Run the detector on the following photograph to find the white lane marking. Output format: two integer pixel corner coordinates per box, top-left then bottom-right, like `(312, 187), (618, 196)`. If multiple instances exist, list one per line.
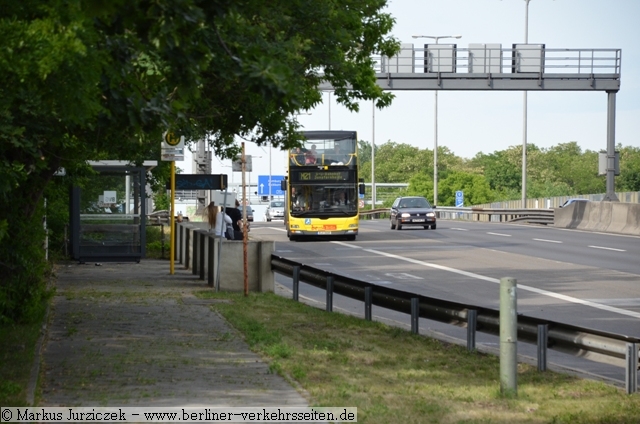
(586, 298), (640, 307)
(332, 241), (640, 319)
(450, 228), (469, 231)
(533, 238), (562, 244)
(487, 232), (511, 237)
(589, 245), (626, 252)
(384, 273), (423, 280)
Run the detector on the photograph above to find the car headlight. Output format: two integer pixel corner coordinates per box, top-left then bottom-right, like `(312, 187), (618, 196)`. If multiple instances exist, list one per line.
(427, 212), (435, 217)
(401, 213), (411, 218)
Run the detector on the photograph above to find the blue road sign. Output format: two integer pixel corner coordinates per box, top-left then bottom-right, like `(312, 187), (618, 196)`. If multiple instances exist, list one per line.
(258, 175), (285, 196)
(455, 190), (464, 208)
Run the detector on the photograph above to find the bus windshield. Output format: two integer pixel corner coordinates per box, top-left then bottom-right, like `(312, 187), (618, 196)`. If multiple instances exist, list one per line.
(290, 183), (357, 217)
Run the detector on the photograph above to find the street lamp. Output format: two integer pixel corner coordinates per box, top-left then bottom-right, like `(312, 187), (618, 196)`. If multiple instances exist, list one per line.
(522, 0), (532, 208)
(328, 92), (332, 130)
(412, 34), (462, 206)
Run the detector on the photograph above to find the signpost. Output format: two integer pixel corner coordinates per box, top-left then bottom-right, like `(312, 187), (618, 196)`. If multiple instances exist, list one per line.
(258, 175), (285, 197)
(161, 132), (184, 161)
(455, 190), (464, 208)
(161, 131), (184, 275)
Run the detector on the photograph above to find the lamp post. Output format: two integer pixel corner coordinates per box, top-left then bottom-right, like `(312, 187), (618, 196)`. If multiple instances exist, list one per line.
(328, 92), (332, 130)
(372, 100), (376, 209)
(411, 34), (462, 206)
(522, 0), (531, 208)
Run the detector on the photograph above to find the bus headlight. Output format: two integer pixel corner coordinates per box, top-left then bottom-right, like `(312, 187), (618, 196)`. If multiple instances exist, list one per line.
(349, 223), (358, 228)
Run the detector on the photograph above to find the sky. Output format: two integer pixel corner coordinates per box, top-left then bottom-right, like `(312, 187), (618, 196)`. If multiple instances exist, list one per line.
(181, 0), (640, 188)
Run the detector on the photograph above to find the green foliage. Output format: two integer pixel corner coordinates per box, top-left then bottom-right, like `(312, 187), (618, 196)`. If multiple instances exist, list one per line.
(618, 145), (640, 191)
(438, 172), (494, 206)
(470, 147), (522, 194)
(145, 226), (167, 259)
(367, 143), (430, 183)
(358, 139), (640, 206)
(153, 192), (170, 212)
(0, 204), (50, 324)
(407, 173), (434, 204)
(537, 142), (604, 195)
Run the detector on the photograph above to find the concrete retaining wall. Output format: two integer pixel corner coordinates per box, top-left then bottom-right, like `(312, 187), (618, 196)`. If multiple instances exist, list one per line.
(554, 201), (640, 236)
(175, 223), (274, 292)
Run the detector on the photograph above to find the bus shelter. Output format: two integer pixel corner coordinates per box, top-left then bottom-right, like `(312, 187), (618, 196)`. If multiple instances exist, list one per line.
(69, 161), (157, 263)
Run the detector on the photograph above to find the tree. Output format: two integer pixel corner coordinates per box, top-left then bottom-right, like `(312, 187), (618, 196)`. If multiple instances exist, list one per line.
(438, 172), (494, 207)
(0, 0), (400, 322)
(617, 145), (640, 191)
(470, 148), (521, 197)
(540, 142), (604, 195)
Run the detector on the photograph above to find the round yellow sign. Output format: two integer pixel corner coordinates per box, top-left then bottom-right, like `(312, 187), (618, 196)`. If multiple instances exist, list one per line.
(164, 132), (181, 146)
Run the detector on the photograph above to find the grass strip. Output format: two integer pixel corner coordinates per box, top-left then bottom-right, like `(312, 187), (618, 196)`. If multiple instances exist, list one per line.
(0, 313), (46, 406)
(196, 290), (640, 424)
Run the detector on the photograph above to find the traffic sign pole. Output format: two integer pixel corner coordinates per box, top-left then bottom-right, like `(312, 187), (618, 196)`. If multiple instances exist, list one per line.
(170, 161), (175, 275)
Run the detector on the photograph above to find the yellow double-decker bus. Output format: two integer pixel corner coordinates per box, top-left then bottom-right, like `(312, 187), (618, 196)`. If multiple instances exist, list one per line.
(283, 131), (364, 241)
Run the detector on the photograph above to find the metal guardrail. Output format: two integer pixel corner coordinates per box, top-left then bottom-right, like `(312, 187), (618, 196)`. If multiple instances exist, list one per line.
(435, 207), (554, 225)
(359, 207), (554, 225)
(271, 255), (639, 393)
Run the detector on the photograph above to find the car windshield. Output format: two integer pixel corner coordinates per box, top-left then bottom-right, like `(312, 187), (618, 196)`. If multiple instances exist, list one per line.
(398, 198), (431, 208)
(270, 201), (284, 208)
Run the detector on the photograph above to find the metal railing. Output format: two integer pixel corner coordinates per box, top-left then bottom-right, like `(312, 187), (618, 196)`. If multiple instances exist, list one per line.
(359, 207), (554, 225)
(434, 207), (554, 225)
(376, 46), (621, 75)
(271, 255), (639, 394)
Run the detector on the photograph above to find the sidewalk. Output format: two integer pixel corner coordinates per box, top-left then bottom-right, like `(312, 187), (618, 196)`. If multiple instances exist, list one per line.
(39, 259), (309, 408)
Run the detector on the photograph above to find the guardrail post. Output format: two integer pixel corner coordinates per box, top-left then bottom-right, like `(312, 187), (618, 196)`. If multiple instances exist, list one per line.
(292, 266), (300, 301)
(192, 230), (198, 275)
(537, 324), (548, 372)
(411, 298), (419, 334)
(199, 232), (205, 280)
(326, 276), (334, 312)
(184, 229), (190, 269)
(364, 286), (372, 321)
(207, 236), (214, 287)
(626, 343), (638, 394)
(500, 277), (518, 396)
(467, 309), (477, 351)
(178, 225), (184, 263)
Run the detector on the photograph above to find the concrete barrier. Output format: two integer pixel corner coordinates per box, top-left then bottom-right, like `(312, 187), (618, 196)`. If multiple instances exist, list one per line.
(555, 201), (640, 236)
(175, 223), (274, 292)
(609, 202), (629, 234)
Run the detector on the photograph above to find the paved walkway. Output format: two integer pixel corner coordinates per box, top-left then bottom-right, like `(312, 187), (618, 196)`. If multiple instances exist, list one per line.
(39, 259), (309, 408)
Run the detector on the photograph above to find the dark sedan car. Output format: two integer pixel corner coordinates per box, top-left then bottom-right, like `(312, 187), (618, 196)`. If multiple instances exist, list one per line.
(242, 205), (254, 222)
(390, 196), (436, 230)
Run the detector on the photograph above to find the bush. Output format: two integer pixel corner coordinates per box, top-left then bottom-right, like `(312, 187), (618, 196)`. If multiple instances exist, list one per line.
(145, 225), (168, 259)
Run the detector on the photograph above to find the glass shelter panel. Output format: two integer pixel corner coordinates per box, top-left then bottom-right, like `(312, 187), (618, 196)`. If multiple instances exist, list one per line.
(72, 168), (146, 262)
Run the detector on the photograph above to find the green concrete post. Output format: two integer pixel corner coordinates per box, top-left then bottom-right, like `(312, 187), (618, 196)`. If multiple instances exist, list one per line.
(500, 277), (517, 395)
